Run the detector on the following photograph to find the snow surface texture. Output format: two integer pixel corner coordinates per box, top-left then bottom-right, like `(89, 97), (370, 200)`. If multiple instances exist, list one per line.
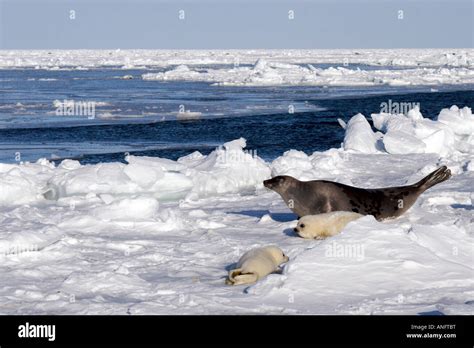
(1, 107), (473, 315)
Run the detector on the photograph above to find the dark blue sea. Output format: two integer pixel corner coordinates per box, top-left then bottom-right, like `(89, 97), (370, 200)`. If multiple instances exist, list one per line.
(0, 65), (473, 164)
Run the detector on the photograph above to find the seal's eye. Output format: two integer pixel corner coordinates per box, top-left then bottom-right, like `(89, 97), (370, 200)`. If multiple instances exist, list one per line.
(300, 223), (305, 228)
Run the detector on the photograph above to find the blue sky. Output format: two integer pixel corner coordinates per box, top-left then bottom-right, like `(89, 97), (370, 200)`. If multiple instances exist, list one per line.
(0, 0), (472, 49)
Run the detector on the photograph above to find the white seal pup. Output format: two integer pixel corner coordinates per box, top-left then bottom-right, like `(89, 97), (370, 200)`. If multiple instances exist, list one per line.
(226, 246), (289, 286)
(294, 211), (363, 239)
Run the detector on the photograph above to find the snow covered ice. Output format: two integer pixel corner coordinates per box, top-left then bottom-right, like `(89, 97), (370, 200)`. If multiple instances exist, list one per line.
(1, 49), (474, 88)
(0, 104), (473, 314)
(1, 49), (473, 69)
(341, 105), (474, 158)
(141, 59), (474, 87)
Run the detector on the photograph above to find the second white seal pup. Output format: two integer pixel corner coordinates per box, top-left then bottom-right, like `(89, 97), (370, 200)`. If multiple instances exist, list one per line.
(294, 211), (363, 239)
(226, 246), (289, 286)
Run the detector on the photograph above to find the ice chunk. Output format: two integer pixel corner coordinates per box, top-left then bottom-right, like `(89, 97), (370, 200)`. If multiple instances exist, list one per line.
(0, 167), (42, 205)
(437, 106), (474, 136)
(270, 150), (312, 177)
(184, 138), (271, 199)
(366, 105), (472, 157)
(343, 114), (379, 154)
(383, 130), (426, 154)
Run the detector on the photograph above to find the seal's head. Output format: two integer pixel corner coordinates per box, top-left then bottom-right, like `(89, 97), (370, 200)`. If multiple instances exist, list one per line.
(263, 176), (295, 194)
(263, 246), (290, 264)
(293, 214), (335, 239)
(293, 216), (314, 239)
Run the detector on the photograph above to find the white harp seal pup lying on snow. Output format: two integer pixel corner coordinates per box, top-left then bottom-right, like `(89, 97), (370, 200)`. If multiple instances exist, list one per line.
(226, 246), (289, 286)
(294, 211), (363, 239)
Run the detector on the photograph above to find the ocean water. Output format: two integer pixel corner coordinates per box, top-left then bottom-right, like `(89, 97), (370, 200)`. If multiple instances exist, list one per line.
(0, 66), (473, 164)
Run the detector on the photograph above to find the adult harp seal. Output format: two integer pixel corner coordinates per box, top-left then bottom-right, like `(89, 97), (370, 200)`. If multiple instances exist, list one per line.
(263, 166), (451, 220)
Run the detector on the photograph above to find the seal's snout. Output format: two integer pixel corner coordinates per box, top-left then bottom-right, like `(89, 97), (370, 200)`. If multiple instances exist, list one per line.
(264, 176), (283, 190)
(293, 228), (303, 238)
(263, 178), (273, 189)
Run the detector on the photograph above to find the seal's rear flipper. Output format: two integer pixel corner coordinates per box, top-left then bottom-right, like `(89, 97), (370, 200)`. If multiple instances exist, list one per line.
(416, 166), (452, 191)
(231, 273), (258, 285)
(226, 268), (244, 285)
